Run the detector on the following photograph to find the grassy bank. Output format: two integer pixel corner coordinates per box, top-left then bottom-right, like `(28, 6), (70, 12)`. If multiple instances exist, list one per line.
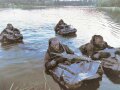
(98, 7), (120, 12)
(97, 0), (120, 7)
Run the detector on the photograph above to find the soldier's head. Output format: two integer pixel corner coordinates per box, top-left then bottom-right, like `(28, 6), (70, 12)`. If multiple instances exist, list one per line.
(6, 23), (14, 30)
(49, 37), (61, 51)
(90, 35), (106, 48)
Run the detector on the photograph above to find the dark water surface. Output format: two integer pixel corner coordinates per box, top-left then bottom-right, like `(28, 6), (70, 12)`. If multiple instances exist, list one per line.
(0, 7), (120, 90)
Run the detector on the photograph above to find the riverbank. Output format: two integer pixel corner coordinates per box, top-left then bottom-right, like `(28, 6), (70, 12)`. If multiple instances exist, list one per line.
(0, 4), (96, 10)
(0, 60), (60, 90)
(98, 7), (120, 12)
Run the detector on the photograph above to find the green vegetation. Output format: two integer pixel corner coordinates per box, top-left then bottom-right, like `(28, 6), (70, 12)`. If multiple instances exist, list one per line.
(0, 0), (120, 8)
(0, 0), (97, 8)
(97, 0), (120, 7)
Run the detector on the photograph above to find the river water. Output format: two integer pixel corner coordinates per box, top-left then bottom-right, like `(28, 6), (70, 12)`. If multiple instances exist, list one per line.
(0, 7), (120, 90)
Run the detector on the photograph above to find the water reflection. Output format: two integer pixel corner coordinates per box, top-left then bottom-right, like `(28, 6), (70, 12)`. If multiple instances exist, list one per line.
(55, 34), (77, 38)
(99, 8), (120, 38)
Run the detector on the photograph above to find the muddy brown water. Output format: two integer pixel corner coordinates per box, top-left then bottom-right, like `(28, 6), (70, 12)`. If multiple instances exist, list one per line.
(0, 7), (120, 90)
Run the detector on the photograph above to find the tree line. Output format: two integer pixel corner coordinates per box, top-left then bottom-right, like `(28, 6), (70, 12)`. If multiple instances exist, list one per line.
(97, 0), (120, 7)
(0, 0), (119, 7)
(0, 0), (97, 6)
